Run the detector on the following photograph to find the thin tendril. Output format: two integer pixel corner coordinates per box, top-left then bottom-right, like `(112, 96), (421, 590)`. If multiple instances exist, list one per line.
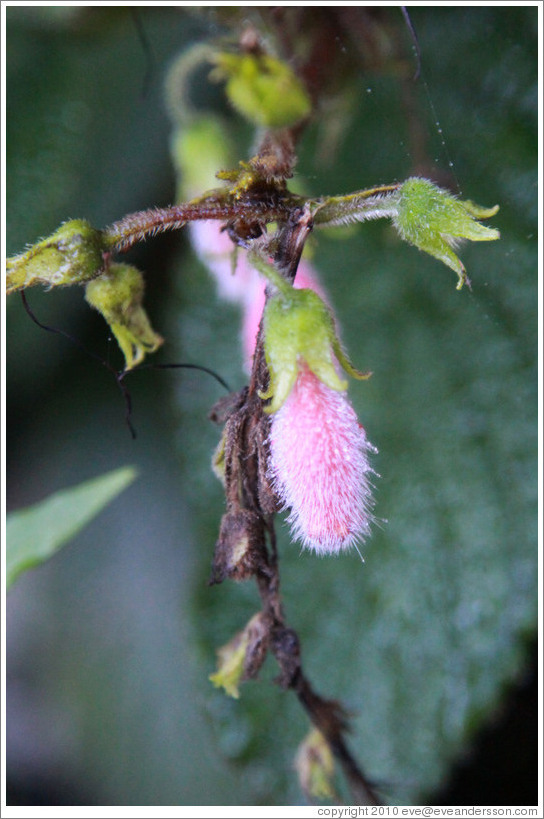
(129, 8), (156, 100)
(20, 292), (231, 440)
(122, 362), (232, 394)
(21, 291), (138, 438)
(21, 291), (104, 365)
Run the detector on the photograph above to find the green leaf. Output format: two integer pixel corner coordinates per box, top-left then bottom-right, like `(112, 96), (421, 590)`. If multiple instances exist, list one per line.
(6, 467), (138, 589)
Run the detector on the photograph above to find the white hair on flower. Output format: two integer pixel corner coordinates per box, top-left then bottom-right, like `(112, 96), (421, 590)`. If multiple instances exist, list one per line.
(268, 364), (376, 555)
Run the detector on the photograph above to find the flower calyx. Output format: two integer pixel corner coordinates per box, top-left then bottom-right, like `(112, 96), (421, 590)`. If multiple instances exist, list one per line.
(259, 284), (371, 414)
(6, 219), (104, 294)
(209, 50), (312, 130)
(84, 263), (163, 371)
(392, 177), (500, 289)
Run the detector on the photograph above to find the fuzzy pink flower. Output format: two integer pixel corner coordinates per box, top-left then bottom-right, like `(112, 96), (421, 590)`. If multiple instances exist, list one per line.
(268, 364), (376, 555)
(190, 221), (376, 554)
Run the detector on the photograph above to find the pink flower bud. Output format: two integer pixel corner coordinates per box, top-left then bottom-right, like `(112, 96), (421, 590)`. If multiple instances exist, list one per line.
(268, 364), (376, 555)
(190, 221), (376, 554)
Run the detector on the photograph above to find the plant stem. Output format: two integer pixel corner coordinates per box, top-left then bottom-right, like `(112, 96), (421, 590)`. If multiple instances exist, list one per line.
(103, 198), (294, 253)
(240, 211), (382, 805)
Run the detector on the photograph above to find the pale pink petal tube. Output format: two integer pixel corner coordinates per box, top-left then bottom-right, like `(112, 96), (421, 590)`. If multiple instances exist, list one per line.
(268, 365), (376, 555)
(189, 221), (260, 303)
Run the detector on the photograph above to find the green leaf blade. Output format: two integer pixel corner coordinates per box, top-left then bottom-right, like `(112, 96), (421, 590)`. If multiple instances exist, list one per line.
(6, 466), (138, 589)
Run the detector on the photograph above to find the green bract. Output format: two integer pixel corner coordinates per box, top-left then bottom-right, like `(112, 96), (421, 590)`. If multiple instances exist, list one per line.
(209, 613), (267, 699)
(393, 177), (500, 289)
(84, 263), (163, 371)
(209, 629), (249, 699)
(6, 219), (104, 294)
(260, 286), (370, 414)
(295, 729), (336, 801)
(210, 51), (312, 129)
(6, 467), (137, 590)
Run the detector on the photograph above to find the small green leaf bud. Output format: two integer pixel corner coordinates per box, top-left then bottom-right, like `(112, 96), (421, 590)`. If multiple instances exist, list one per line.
(260, 287), (370, 414)
(84, 263), (163, 371)
(6, 219), (104, 295)
(209, 612), (269, 699)
(209, 628), (248, 699)
(210, 51), (312, 129)
(294, 728), (337, 801)
(393, 177), (500, 289)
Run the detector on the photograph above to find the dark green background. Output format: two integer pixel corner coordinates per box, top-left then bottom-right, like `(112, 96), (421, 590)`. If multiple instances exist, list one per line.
(6, 6), (538, 807)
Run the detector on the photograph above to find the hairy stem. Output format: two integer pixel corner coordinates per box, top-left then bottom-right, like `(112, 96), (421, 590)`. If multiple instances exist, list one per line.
(103, 199), (293, 253)
(311, 184), (401, 227)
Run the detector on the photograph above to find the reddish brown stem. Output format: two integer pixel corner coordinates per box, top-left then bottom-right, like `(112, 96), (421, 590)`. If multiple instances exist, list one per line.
(103, 199), (294, 253)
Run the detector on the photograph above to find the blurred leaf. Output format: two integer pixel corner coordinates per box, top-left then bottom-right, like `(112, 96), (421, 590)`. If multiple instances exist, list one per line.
(6, 467), (138, 589)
